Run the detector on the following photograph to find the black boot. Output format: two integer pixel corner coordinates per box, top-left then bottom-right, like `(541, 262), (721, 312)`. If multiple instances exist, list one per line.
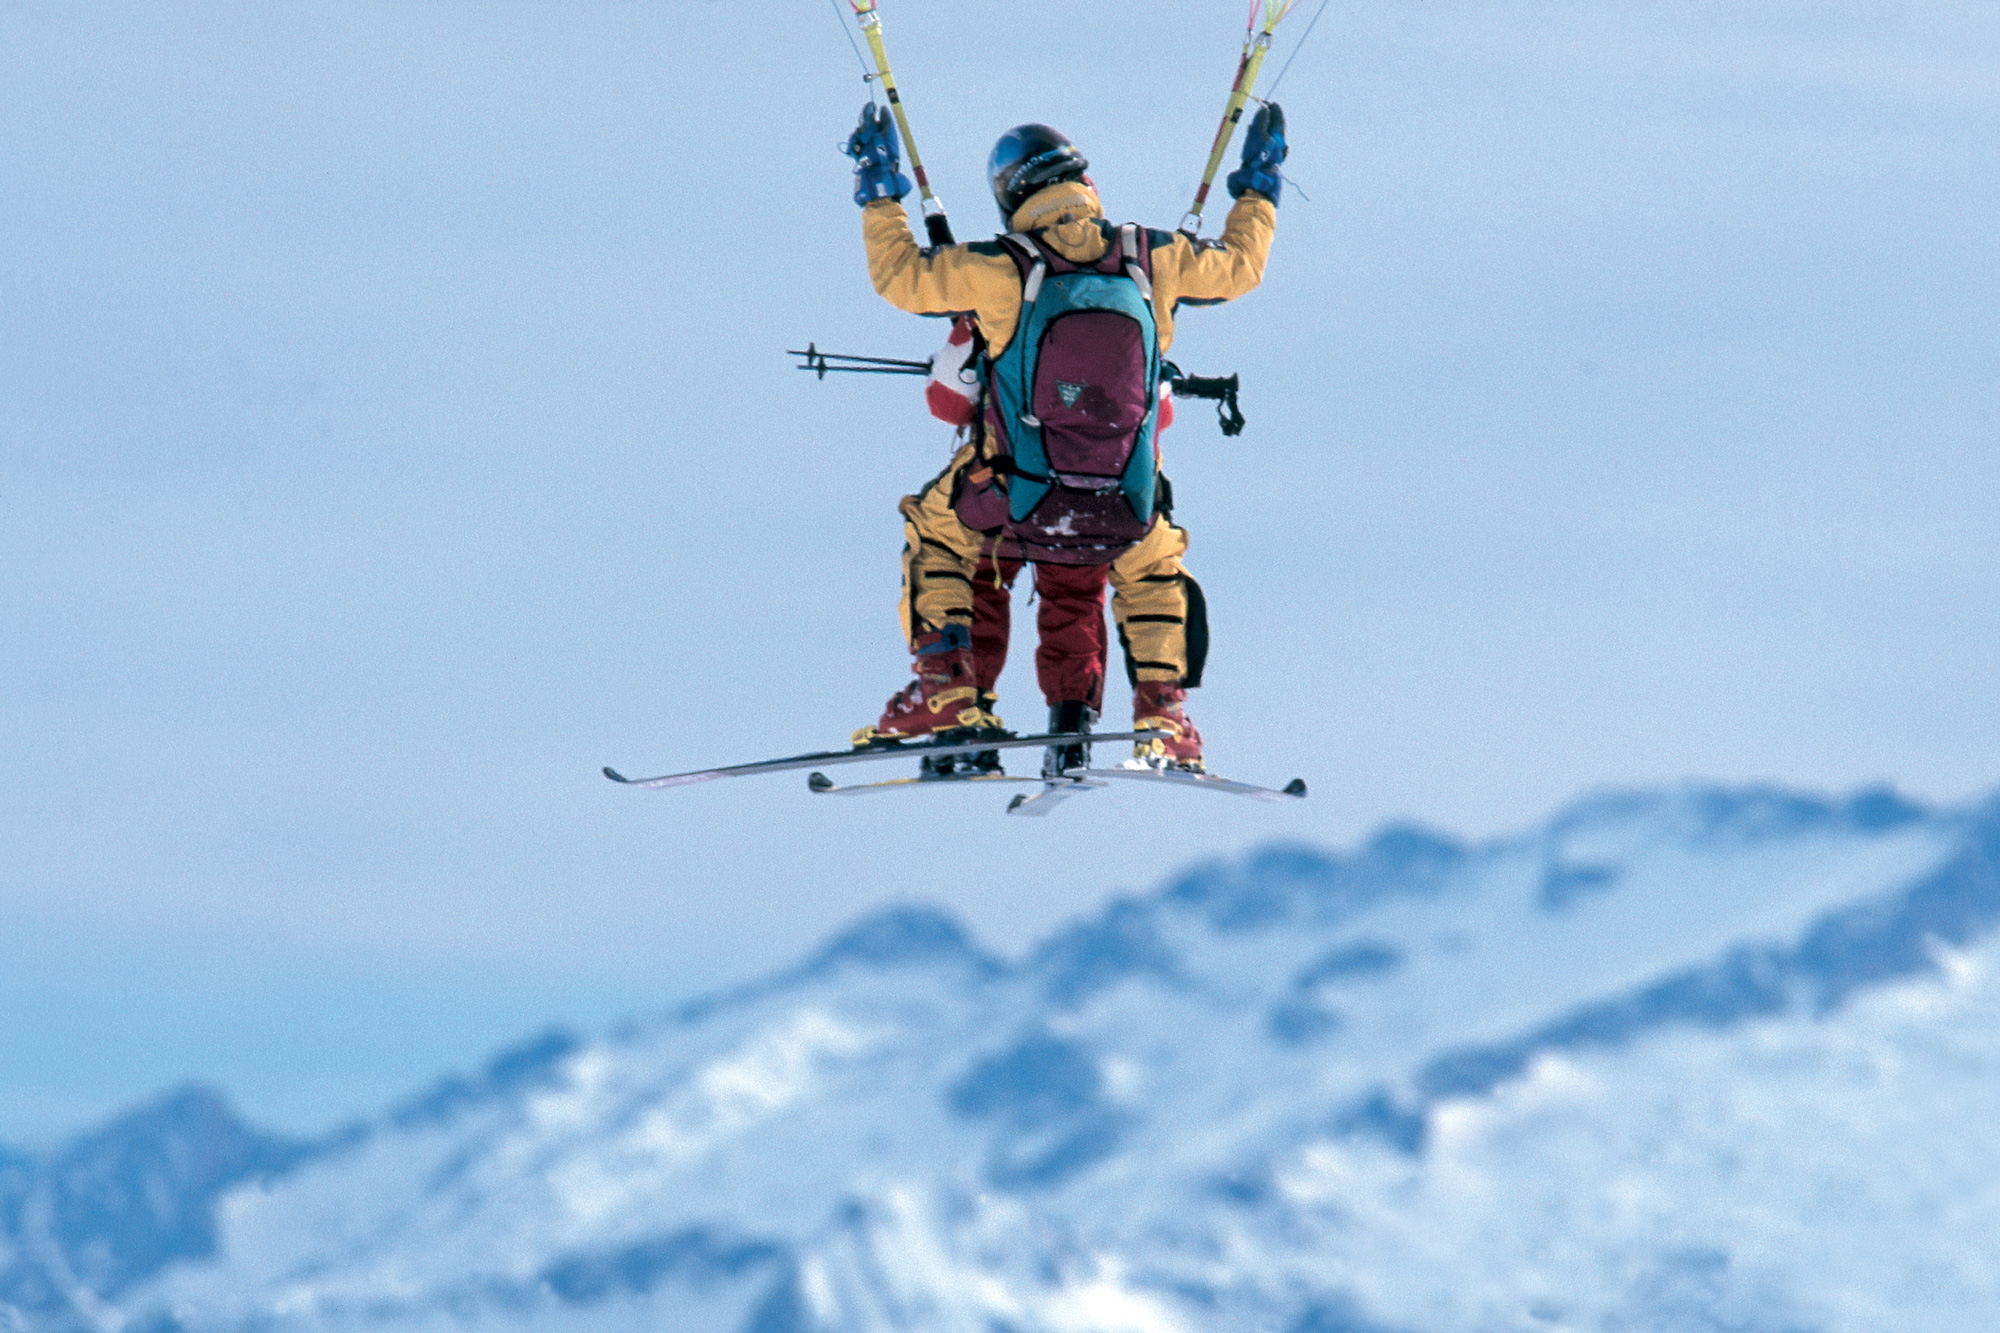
(1043, 700), (1097, 778)
(964, 690), (1007, 772)
(920, 746), (1007, 778)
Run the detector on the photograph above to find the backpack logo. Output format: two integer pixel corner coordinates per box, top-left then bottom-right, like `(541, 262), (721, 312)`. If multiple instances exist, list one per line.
(1056, 381), (1085, 408)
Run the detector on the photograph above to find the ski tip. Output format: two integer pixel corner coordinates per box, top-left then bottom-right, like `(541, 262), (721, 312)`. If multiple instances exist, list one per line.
(1006, 793), (1028, 813)
(1283, 778), (1307, 798)
(603, 767), (631, 784)
(808, 771), (835, 793)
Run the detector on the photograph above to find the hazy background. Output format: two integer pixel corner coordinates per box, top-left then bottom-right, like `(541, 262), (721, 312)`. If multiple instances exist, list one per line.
(3, 0), (1995, 1147)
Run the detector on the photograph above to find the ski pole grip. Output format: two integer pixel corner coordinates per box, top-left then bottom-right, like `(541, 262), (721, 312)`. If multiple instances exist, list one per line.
(1169, 373), (1246, 436)
(923, 213), (955, 246)
(1173, 374), (1237, 400)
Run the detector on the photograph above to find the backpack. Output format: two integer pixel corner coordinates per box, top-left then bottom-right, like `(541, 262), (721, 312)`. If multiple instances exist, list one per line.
(979, 222), (1161, 565)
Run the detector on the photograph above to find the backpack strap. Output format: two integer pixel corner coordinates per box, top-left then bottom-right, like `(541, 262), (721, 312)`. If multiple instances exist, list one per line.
(1000, 232), (1051, 304)
(998, 232), (1052, 427)
(1118, 223), (1153, 302)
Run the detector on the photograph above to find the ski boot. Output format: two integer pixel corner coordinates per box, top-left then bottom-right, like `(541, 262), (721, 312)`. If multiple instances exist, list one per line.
(853, 626), (1005, 763)
(1043, 700), (1096, 779)
(921, 690), (1009, 778)
(1132, 680), (1203, 772)
(947, 690), (1009, 775)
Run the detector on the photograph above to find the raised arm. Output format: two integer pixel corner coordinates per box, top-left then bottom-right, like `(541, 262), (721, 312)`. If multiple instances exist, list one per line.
(1148, 103), (1287, 339)
(1156, 193), (1277, 307)
(844, 101), (1026, 350)
(862, 200), (1027, 351)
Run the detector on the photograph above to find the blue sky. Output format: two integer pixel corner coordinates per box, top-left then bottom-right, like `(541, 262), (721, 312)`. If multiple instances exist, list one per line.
(2, 0), (1996, 1147)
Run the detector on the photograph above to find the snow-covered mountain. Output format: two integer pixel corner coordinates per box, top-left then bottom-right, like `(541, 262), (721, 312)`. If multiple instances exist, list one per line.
(9, 782), (2000, 1333)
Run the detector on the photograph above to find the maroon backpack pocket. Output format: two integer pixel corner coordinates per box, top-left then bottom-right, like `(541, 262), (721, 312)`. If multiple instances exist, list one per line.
(1009, 494), (1157, 565)
(951, 462), (1012, 534)
(1032, 311), (1151, 487)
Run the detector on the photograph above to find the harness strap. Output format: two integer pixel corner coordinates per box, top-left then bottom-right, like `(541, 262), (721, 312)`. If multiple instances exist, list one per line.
(1001, 233), (1048, 426)
(1001, 233), (1050, 305)
(1120, 223), (1154, 302)
(1022, 261), (1047, 306)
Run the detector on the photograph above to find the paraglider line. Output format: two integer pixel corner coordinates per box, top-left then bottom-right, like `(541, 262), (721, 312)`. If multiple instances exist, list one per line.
(826, 0), (876, 86)
(1265, 0), (1333, 99)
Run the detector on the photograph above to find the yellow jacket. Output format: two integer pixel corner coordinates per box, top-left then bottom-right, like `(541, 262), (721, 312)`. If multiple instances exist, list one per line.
(863, 179), (1275, 355)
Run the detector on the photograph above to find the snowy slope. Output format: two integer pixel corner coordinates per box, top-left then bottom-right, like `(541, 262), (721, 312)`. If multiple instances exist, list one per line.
(14, 781), (2000, 1333)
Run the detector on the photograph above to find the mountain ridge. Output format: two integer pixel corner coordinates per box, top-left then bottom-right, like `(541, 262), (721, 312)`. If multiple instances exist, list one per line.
(7, 778), (1998, 1333)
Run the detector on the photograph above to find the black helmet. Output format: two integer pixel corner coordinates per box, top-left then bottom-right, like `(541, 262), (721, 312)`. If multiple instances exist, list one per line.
(987, 124), (1089, 223)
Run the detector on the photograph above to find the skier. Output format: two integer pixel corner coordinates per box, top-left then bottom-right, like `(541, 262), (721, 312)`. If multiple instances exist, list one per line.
(865, 314), (1194, 764)
(844, 108), (1286, 773)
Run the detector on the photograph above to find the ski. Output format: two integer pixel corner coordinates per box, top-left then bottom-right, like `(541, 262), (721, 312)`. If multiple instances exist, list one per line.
(1071, 766), (1307, 802)
(603, 729), (1165, 790)
(803, 762), (1307, 809)
(807, 770), (1100, 796)
(1005, 777), (1104, 817)
(1005, 767), (1304, 815)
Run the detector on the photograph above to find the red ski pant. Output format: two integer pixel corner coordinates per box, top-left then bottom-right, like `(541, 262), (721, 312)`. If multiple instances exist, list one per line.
(966, 551), (1024, 693)
(1030, 562), (1112, 711)
(898, 444), (1198, 711)
(957, 560), (1116, 711)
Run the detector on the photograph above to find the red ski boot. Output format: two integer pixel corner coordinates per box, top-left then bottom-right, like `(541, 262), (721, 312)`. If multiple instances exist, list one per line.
(1132, 680), (1204, 772)
(853, 627), (1001, 746)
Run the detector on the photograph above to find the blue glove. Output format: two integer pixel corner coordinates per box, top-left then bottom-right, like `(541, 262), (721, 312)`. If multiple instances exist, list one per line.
(843, 103), (911, 206)
(1226, 102), (1287, 205)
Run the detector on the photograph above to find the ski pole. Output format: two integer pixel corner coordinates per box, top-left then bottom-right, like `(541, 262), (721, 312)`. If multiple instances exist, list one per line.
(790, 344), (932, 379)
(847, 0), (955, 246)
(1180, 0), (1297, 237)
